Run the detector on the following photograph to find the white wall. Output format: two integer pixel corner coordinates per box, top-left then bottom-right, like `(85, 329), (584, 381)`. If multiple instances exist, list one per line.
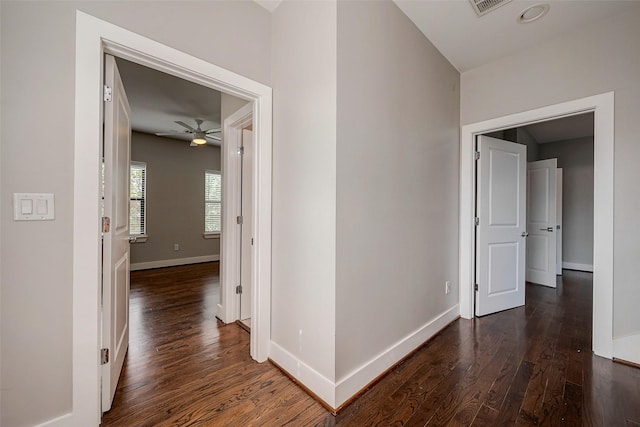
(336, 0), (460, 393)
(270, 0), (337, 400)
(0, 2), (271, 425)
(460, 5), (640, 339)
(538, 137), (594, 268)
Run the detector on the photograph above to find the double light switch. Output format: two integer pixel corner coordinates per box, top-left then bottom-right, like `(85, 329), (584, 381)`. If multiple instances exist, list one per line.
(13, 193), (55, 220)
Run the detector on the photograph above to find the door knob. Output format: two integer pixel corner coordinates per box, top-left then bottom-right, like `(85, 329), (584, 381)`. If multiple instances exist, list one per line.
(539, 227), (554, 232)
(521, 232), (529, 237)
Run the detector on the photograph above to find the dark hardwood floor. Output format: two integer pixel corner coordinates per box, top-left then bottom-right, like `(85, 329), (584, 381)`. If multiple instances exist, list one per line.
(101, 264), (640, 426)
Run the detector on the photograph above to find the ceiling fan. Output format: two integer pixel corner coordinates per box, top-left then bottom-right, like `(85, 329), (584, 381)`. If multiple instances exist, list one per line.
(155, 119), (221, 146)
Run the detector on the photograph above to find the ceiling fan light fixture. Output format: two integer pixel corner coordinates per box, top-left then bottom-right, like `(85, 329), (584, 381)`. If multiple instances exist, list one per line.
(192, 131), (207, 145)
(518, 3), (550, 23)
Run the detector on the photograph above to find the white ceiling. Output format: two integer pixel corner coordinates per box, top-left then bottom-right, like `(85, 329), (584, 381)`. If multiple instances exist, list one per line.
(115, 58), (223, 145)
(393, 0), (640, 72)
(254, 0), (281, 12)
(523, 112), (594, 144)
(120, 1), (633, 145)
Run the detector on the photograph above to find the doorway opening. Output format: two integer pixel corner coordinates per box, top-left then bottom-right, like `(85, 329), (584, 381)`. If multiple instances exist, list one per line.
(474, 113), (595, 317)
(459, 92), (614, 360)
(100, 55), (255, 413)
(73, 11), (272, 424)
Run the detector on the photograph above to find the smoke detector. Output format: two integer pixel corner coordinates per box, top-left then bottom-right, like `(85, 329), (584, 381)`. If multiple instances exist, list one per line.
(518, 3), (551, 23)
(469, 0), (513, 17)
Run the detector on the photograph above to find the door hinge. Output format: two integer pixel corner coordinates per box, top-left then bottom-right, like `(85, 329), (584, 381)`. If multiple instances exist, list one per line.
(101, 348), (109, 365)
(238, 146), (244, 155)
(235, 285), (243, 294)
(474, 151), (480, 160)
(474, 217), (479, 227)
(104, 85), (112, 102)
(237, 216), (243, 225)
(474, 284), (479, 292)
(102, 216), (111, 233)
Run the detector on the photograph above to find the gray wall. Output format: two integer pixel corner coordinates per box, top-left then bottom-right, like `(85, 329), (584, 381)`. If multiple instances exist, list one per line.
(130, 132), (221, 265)
(271, 0), (337, 383)
(461, 6), (640, 338)
(0, 2), (270, 425)
(538, 137), (594, 267)
(517, 128), (539, 162)
(221, 92), (249, 127)
(336, 0), (460, 381)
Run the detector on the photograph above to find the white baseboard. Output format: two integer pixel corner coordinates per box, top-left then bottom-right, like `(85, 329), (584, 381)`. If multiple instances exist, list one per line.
(562, 262), (593, 272)
(335, 304), (460, 408)
(131, 254), (219, 271)
(269, 341), (336, 408)
(613, 333), (640, 365)
(216, 303), (226, 323)
(34, 412), (73, 427)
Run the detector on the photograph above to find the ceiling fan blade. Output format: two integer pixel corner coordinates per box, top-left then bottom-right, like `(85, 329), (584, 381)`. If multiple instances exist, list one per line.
(206, 135), (221, 141)
(175, 120), (197, 132)
(155, 131), (190, 136)
(204, 128), (222, 134)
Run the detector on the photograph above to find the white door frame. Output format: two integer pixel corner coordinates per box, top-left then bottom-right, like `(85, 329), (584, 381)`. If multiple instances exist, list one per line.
(73, 11), (272, 425)
(459, 92), (614, 359)
(218, 103), (253, 325)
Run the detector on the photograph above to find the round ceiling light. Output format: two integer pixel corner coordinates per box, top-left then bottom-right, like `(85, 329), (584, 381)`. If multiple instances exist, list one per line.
(192, 131), (207, 145)
(518, 3), (550, 23)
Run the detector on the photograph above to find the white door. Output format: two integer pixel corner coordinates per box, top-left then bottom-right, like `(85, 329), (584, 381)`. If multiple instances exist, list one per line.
(526, 159), (557, 287)
(556, 168), (563, 275)
(240, 129), (253, 321)
(476, 135), (527, 316)
(102, 54), (132, 412)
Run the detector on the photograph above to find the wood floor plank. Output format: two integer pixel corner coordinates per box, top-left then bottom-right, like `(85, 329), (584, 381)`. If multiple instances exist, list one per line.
(100, 265), (639, 426)
(495, 360), (534, 425)
(470, 403), (499, 426)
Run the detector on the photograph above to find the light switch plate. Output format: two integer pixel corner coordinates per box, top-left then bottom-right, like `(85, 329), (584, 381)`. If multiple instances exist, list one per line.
(14, 193), (55, 221)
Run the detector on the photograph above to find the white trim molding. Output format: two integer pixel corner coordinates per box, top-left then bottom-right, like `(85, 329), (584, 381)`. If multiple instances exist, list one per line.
(74, 11), (272, 426)
(562, 262), (594, 272)
(219, 103), (253, 326)
(613, 333), (640, 366)
(334, 305), (459, 409)
(33, 413), (73, 427)
(130, 255), (219, 271)
(269, 342), (337, 409)
(459, 92), (614, 360)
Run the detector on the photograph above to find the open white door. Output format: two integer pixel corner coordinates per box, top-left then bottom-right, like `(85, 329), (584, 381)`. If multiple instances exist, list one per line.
(102, 54), (131, 412)
(526, 159), (557, 287)
(240, 129), (253, 321)
(556, 168), (563, 275)
(476, 135), (527, 316)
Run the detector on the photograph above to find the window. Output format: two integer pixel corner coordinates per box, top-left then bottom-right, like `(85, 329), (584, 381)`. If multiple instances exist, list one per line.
(205, 170), (222, 235)
(130, 161), (146, 236)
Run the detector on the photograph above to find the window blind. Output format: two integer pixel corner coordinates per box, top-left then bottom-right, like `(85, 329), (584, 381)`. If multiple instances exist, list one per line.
(205, 171), (221, 233)
(130, 162), (146, 236)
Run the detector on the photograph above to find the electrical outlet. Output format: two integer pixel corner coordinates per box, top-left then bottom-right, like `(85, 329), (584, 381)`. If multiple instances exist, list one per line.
(174, 243), (180, 251)
(445, 280), (451, 294)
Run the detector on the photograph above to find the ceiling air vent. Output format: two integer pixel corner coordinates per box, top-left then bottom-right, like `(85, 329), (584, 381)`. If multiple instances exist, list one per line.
(469, 0), (513, 16)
